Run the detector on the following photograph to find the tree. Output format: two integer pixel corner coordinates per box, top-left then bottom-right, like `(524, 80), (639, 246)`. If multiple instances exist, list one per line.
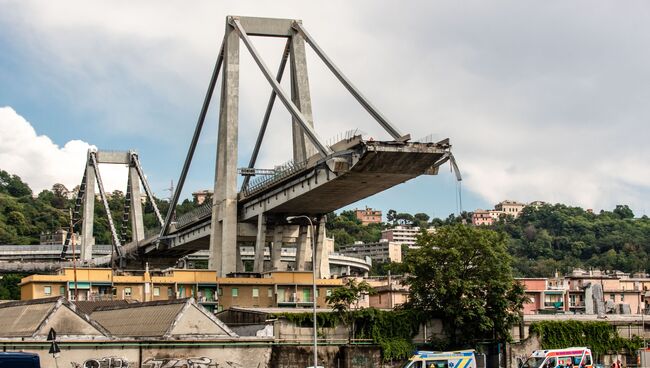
(326, 278), (374, 342)
(386, 209), (397, 224)
(0, 171), (32, 197)
(401, 224), (527, 348)
(613, 205), (634, 219)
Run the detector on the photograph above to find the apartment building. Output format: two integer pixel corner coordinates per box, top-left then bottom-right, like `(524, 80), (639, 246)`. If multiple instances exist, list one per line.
(20, 268), (344, 313)
(354, 207), (383, 225)
(338, 240), (402, 263)
(381, 225), (433, 247)
(495, 200), (526, 218)
(518, 269), (650, 315)
(471, 210), (494, 226)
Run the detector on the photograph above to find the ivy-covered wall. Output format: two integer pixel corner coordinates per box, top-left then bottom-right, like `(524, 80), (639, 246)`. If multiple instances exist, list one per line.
(529, 320), (643, 355)
(272, 309), (425, 361)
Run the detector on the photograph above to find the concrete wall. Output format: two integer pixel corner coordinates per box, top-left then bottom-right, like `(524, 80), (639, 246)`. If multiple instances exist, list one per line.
(0, 342), (272, 368)
(0, 341), (407, 368)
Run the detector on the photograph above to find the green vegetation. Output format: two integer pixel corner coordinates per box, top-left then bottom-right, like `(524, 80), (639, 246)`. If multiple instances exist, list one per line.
(530, 320), (643, 355)
(0, 169), (199, 245)
(0, 274), (24, 299)
(326, 210), (384, 249)
(398, 224), (527, 348)
(273, 308), (424, 362)
(493, 204), (650, 277)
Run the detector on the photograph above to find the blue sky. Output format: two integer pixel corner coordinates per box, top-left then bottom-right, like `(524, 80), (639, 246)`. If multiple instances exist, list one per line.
(1, 1), (649, 219)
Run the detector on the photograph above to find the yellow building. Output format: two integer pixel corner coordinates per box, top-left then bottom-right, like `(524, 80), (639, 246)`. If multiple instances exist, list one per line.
(20, 268), (344, 312)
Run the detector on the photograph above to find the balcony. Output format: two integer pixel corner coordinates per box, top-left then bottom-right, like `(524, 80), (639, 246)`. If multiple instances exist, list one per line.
(544, 301), (564, 308)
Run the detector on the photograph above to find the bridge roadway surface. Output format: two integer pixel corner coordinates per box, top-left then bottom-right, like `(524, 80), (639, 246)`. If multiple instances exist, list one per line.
(114, 137), (447, 267)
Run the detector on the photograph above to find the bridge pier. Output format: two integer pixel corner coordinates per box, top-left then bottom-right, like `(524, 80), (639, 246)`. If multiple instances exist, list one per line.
(253, 214), (267, 273)
(315, 216), (330, 279)
(81, 156), (96, 261)
(209, 20), (240, 277)
(272, 226), (285, 271)
(128, 165), (145, 242)
(294, 225), (309, 271)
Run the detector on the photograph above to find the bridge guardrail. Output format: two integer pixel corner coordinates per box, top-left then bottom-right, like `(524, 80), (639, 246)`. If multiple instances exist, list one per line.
(174, 202), (214, 229)
(242, 159), (308, 197)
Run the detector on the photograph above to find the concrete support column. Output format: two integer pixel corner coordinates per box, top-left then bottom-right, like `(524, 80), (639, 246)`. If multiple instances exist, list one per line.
(235, 245), (244, 273)
(253, 214), (267, 273)
(290, 30), (316, 162)
(209, 22), (240, 277)
(128, 165), (145, 242)
(80, 157), (96, 262)
(314, 216), (330, 279)
(294, 225), (309, 271)
(272, 226), (284, 271)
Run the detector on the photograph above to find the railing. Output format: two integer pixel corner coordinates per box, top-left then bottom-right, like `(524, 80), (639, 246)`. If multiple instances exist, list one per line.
(544, 301), (564, 308)
(241, 159), (309, 197)
(174, 202), (214, 229)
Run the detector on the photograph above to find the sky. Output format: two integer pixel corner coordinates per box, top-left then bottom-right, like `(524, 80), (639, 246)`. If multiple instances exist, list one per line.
(0, 1), (649, 219)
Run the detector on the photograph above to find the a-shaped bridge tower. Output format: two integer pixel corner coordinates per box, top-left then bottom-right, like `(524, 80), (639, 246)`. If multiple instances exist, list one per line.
(141, 16), (461, 277)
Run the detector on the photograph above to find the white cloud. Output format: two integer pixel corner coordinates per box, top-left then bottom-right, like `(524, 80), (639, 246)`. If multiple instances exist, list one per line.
(0, 106), (127, 194)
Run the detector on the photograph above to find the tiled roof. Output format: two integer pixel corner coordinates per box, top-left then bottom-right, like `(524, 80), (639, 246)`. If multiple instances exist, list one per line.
(90, 299), (186, 337)
(74, 300), (135, 315)
(0, 301), (55, 337)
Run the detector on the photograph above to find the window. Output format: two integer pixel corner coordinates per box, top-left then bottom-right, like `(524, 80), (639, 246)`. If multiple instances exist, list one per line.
(168, 287), (173, 297)
(252, 288), (259, 297)
(218, 287), (223, 296)
(60, 286), (65, 296)
(268, 288), (273, 297)
(232, 288), (239, 297)
(113, 288), (118, 296)
(44, 286), (52, 296)
(153, 287), (160, 297)
(302, 288), (311, 301)
(124, 287), (132, 297)
(621, 294), (625, 301)
(610, 294), (615, 301)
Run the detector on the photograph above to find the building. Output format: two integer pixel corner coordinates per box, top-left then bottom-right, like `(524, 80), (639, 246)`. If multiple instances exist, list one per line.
(494, 200), (526, 218)
(518, 269), (650, 315)
(39, 229), (79, 245)
(20, 268), (344, 313)
(0, 297), (109, 339)
(192, 189), (213, 205)
(381, 225), (433, 247)
(354, 207), (382, 225)
(88, 298), (236, 338)
(471, 210), (494, 226)
(338, 240), (402, 263)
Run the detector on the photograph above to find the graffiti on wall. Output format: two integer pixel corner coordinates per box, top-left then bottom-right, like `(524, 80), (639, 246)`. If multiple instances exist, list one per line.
(70, 356), (129, 368)
(142, 357), (221, 368)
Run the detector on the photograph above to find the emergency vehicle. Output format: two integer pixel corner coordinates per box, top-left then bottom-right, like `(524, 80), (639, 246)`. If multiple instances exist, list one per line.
(401, 350), (477, 368)
(522, 347), (593, 368)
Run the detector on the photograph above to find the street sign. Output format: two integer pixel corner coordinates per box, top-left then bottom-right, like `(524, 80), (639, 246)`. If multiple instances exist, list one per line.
(47, 328), (56, 341)
(49, 341), (60, 355)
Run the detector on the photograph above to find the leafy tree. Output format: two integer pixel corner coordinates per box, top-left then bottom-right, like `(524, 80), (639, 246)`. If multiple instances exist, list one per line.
(401, 224), (527, 347)
(326, 278), (375, 342)
(0, 171), (32, 197)
(0, 274), (24, 300)
(386, 209), (397, 225)
(613, 205), (634, 219)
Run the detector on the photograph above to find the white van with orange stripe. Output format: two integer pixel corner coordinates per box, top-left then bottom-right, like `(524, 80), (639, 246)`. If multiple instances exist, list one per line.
(402, 350), (477, 368)
(522, 347), (593, 368)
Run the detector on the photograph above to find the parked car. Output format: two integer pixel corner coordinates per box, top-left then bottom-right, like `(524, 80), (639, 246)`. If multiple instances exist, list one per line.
(0, 352), (41, 368)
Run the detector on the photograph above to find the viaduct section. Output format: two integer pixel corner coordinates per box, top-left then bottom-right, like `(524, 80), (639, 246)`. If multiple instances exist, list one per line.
(0, 16), (460, 277)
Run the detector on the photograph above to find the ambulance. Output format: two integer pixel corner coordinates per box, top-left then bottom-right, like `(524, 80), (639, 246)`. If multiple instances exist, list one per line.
(522, 347), (594, 368)
(401, 350), (477, 368)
